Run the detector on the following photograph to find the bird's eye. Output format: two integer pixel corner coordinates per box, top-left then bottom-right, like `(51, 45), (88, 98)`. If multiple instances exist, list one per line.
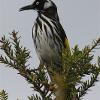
(36, 1), (39, 5)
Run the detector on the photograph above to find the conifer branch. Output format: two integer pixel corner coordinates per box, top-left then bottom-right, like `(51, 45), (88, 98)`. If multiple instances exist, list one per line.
(28, 95), (41, 100)
(78, 73), (99, 98)
(0, 31), (100, 100)
(0, 90), (8, 100)
(0, 31), (53, 99)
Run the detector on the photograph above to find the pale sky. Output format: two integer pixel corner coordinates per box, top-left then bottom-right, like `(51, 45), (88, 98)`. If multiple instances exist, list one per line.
(0, 0), (100, 100)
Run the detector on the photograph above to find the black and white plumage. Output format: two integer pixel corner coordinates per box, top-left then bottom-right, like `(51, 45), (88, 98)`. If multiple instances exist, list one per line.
(20, 0), (70, 69)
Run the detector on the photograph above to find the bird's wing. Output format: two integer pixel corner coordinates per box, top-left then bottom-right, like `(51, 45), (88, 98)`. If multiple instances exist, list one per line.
(58, 23), (71, 53)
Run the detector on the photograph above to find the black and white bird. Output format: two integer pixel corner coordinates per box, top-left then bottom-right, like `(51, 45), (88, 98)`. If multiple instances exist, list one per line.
(19, 0), (70, 71)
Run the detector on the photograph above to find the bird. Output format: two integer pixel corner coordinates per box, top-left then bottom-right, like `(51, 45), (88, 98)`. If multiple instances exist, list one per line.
(19, 0), (70, 72)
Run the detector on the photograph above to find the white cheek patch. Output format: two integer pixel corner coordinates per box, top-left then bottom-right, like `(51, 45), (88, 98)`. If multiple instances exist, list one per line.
(44, 0), (53, 9)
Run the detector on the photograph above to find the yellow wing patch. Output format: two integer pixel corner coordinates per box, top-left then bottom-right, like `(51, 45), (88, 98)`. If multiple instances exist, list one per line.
(64, 38), (71, 54)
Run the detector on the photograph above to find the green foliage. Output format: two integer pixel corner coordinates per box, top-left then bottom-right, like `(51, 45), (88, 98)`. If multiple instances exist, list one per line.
(0, 31), (100, 100)
(78, 74), (98, 98)
(0, 90), (8, 100)
(60, 39), (100, 99)
(0, 31), (53, 100)
(0, 31), (30, 69)
(28, 95), (42, 100)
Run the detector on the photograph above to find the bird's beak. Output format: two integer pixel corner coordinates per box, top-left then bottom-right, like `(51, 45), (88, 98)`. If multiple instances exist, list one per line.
(19, 4), (35, 11)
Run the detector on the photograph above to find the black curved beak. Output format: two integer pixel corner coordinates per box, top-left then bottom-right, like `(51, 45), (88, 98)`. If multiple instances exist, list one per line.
(19, 4), (34, 12)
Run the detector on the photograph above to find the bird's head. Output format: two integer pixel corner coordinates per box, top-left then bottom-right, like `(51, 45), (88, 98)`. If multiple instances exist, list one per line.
(19, 0), (57, 13)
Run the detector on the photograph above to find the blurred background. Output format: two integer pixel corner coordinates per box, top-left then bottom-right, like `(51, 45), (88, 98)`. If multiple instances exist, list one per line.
(0, 0), (100, 99)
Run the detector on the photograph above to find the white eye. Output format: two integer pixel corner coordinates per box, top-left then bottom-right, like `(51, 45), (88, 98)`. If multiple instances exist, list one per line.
(44, 1), (52, 9)
(36, 1), (39, 5)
